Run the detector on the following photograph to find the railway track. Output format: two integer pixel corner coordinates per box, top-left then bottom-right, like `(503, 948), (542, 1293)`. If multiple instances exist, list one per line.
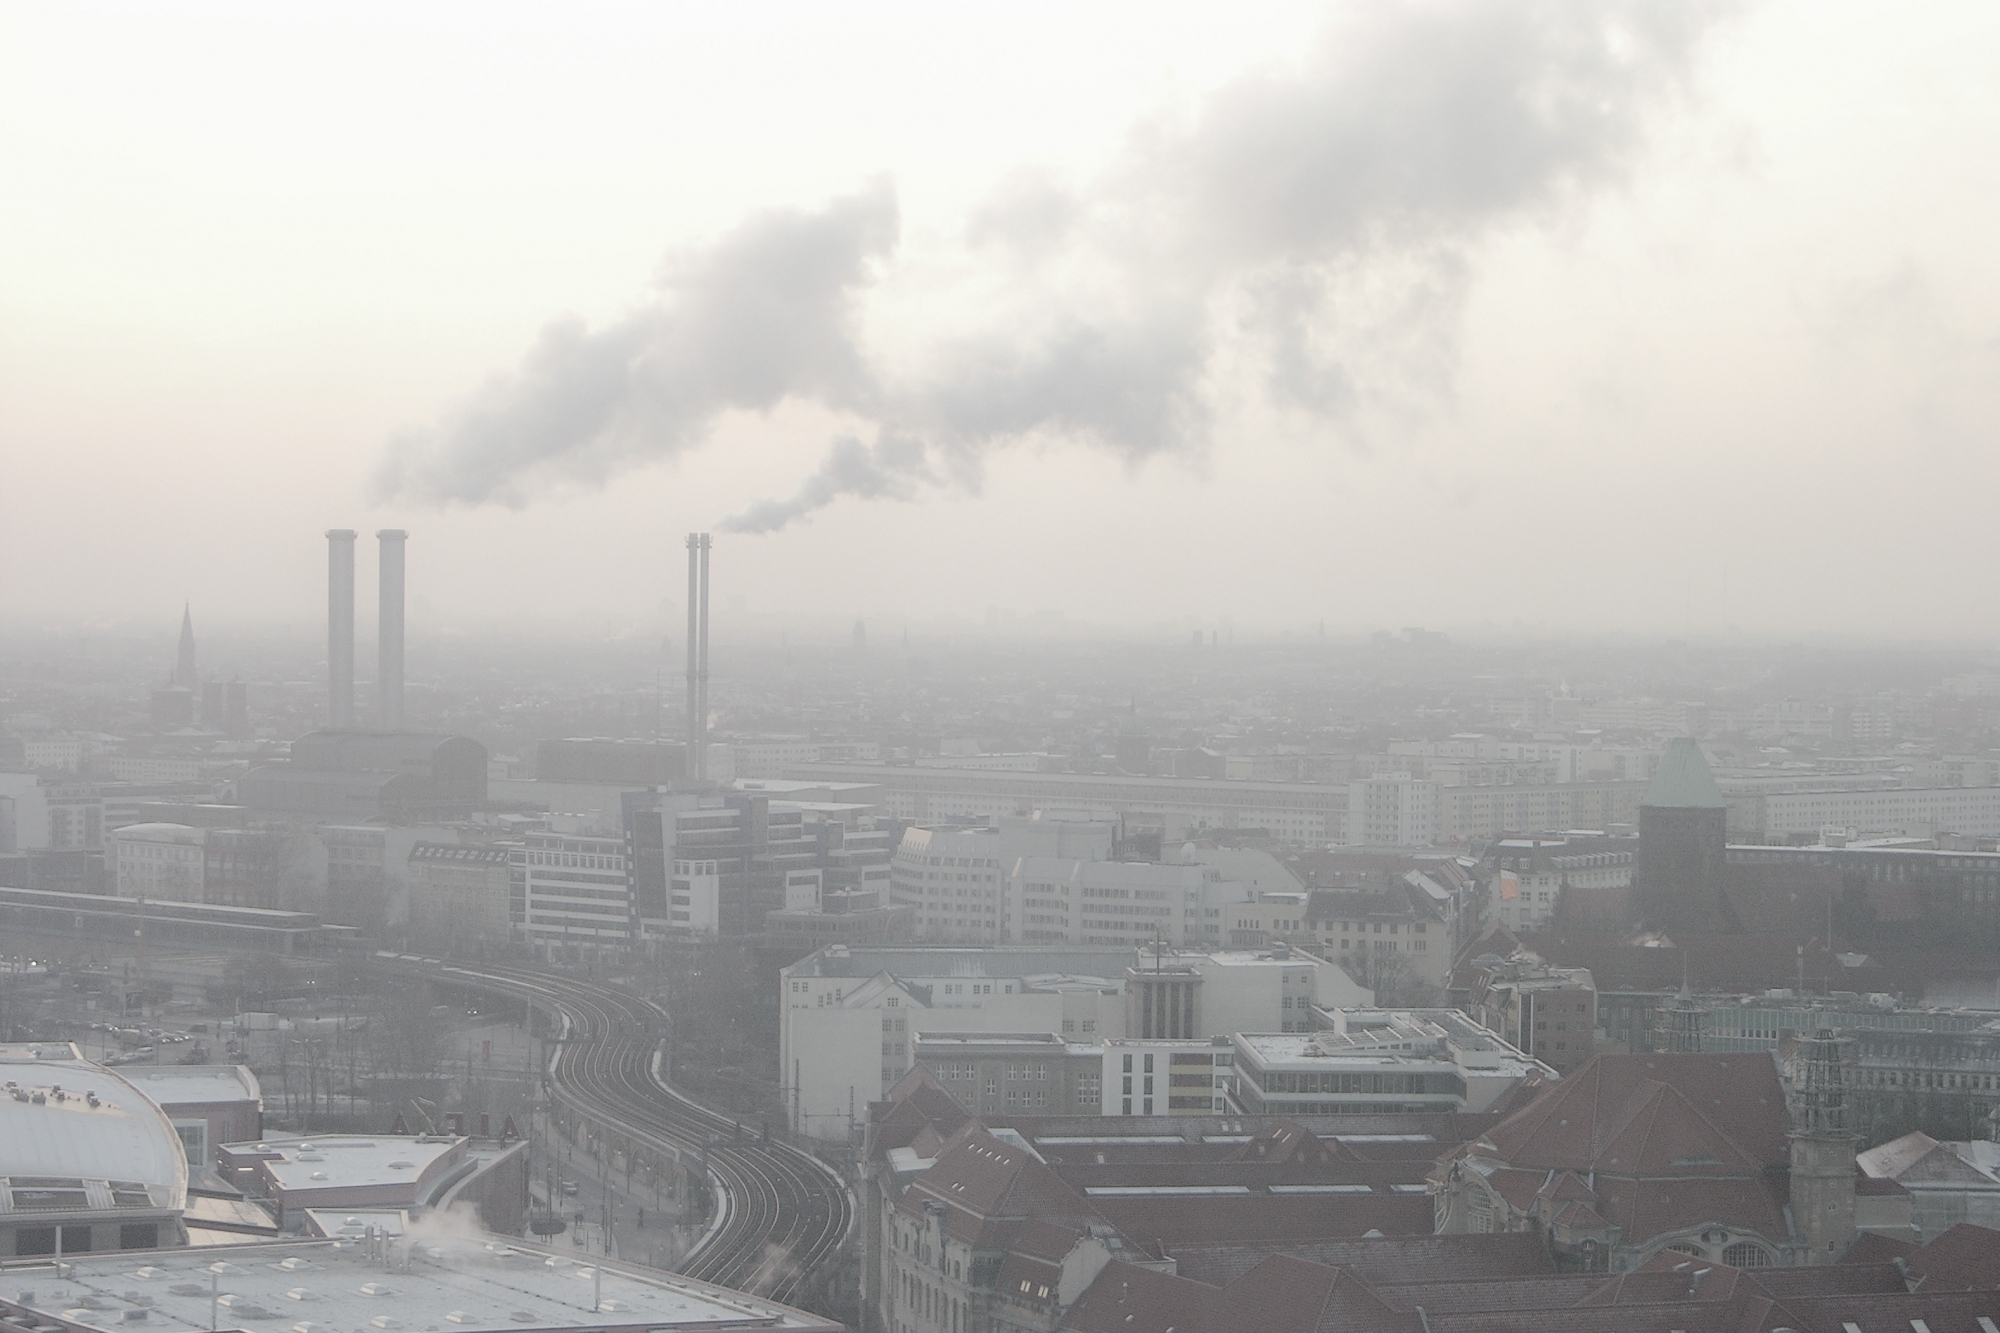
(391, 959), (853, 1308)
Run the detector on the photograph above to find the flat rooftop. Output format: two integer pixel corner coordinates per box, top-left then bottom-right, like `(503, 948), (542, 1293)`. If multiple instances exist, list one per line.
(792, 945), (1133, 979)
(226, 1136), (458, 1193)
(119, 1065), (262, 1110)
(0, 1235), (839, 1333)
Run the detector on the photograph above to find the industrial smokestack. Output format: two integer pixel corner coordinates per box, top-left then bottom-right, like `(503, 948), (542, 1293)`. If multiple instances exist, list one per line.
(685, 532), (711, 781)
(377, 529), (406, 729)
(327, 529), (356, 728)
(698, 532), (710, 781)
(686, 534), (699, 778)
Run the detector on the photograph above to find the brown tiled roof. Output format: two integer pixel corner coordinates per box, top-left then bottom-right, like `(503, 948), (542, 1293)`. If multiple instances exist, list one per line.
(1470, 1052), (1793, 1246)
(1060, 1256), (1422, 1333)
(1422, 1292), (2000, 1332)
(1534, 1171), (1595, 1204)
(1905, 1221), (2000, 1290)
(865, 1064), (975, 1161)
(1753, 1261), (1912, 1297)
(1165, 1234), (1554, 1288)
(1838, 1230), (1919, 1266)
(1072, 1233), (2000, 1333)
(1221, 1118), (1344, 1166)
(1012, 1215), (1090, 1261)
(1482, 1053), (1788, 1170)
(1572, 1250), (1756, 1306)
(897, 1123), (1110, 1248)
(1085, 1192), (1434, 1246)
(1059, 1260), (1221, 1333)
(1548, 1199), (1610, 1231)
(996, 1239), (1070, 1298)
(1050, 1159), (1426, 1193)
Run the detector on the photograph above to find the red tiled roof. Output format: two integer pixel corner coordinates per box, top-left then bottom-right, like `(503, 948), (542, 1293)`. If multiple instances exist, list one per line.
(897, 1123), (1109, 1248)
(1906, 1221), (2000, 1290)
(1165, 1234), (1554, 1288)
(1470, 1052), (1794, 1246)
(1839, 1230), (1919, 1266)
(1061, 1256), (1422, 1333)
(1221, 1118), (1343, 1166)
(1483, 1053), (1788, 1171)
(1086, 1192), (1434, 1246)
(1059, 1260), (1223, 1333)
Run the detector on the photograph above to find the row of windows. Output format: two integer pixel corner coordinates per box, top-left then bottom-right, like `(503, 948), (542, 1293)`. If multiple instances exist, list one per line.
(526, 851), (623, 869)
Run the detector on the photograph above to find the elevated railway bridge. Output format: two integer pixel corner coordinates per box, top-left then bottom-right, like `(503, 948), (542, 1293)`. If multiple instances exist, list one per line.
(366, 956), (854, 1310)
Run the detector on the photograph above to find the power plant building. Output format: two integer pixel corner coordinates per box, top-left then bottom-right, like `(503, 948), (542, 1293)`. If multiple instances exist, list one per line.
(238, 731), (488, 823)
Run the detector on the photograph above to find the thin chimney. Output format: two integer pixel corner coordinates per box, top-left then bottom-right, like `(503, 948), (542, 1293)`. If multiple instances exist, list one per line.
(698, 532), (711, 780)
(686, 534), (700, 779)
(377, 529), (406, 729)
(327, 529), (356, 728)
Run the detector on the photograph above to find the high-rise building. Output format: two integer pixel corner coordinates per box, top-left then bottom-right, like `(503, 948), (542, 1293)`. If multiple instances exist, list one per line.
(1636, 737), (1733, 934)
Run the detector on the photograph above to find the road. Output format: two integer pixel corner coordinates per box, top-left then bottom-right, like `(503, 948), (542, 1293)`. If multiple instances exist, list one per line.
(407, 960), (853, 1309)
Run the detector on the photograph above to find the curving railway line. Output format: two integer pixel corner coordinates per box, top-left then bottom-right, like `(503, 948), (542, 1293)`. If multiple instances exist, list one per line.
(390, 959), (853, 1310)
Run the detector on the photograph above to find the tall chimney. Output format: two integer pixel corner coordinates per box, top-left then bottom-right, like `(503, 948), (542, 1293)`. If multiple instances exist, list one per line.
(698, 533), (711, 781)
(686, 534), (700, 780)
(377, 529), (406, 729)
(327, 529), (356, 728)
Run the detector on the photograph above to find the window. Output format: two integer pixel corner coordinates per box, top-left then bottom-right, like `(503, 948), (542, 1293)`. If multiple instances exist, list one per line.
(119, 1223), (159, 1249)
(175, 1120), (208, 1166)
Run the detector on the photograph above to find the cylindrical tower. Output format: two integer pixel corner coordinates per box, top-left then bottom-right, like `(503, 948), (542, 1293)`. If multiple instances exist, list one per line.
(686, 534), (701, 780)
(326, 529), (356, 728)
(697, 533), (711, 781)
(377, 529), (407, 729)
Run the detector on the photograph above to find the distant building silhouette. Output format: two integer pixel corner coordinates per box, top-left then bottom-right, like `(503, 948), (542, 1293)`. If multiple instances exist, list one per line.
(1114, 703), (1151, 775)
(1636, 737), (1735, 934)
(174, 603), (197, 689)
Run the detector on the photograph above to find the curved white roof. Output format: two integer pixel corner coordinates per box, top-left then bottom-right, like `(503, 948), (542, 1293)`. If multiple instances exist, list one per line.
(0, 1045), (189, 1206)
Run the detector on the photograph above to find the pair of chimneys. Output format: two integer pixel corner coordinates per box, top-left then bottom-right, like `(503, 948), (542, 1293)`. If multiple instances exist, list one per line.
(326, 529), (405, 730)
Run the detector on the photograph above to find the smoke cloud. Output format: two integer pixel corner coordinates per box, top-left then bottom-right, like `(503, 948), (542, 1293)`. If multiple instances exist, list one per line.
(373, 1), (1728, 526)
(370, 180), (897, 507)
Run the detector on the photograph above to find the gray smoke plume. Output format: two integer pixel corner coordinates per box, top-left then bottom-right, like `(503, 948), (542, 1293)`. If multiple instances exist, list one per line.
(369, 180), (896, 506)
(720, 433), (929, 533)
(372, 1), (1728, 524)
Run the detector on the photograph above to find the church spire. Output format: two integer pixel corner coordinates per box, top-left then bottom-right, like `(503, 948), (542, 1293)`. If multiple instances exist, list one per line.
(174, 604), (198, 689)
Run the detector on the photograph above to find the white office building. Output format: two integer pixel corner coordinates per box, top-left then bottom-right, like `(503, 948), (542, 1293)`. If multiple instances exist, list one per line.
(890, 814), (1117, 943)
(777, 942), (1372, 1140)
(1346, 774), (1439, 848)
(108, 822), (206, 901)
(1230, 1009), (1552, 1117)
(1008, 857), (1248, 949)
(521, 823), (630, 953)
(1100, 1038), (1235, 1117)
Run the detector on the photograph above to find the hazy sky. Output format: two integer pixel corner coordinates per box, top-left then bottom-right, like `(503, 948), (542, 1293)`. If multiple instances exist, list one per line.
(4, 1), (1998, 640)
